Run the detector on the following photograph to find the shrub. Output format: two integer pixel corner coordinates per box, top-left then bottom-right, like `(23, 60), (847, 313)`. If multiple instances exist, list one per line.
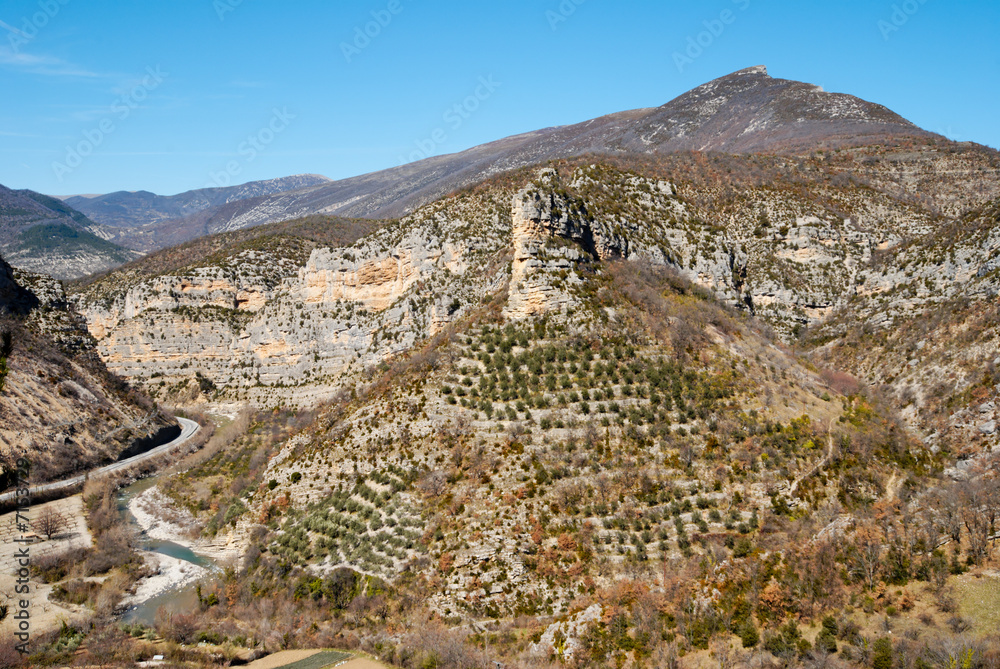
(740, 621), (760, 648)
(872, 638), (893, 669)
(732, 537), (753, 559)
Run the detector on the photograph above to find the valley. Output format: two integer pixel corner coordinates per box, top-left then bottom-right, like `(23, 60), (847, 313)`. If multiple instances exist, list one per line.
(1, 66), (998, 668)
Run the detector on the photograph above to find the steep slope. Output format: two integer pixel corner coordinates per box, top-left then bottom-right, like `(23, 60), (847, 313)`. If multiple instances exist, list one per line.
(616, 65), (924, 154)
(807, 195), (1000, 455)
(134, 66), (941, 243)
(0, 185), (141, 279)
(66, 159), (1000, 666)
(63, 174), (331, 252)
(0, 254), (173, 485)
(141, 198), (983, 668)
(75, 148), (1000, 408)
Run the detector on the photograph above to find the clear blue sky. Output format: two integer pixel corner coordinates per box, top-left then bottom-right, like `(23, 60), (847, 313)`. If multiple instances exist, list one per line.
(1, 0), (997, 196)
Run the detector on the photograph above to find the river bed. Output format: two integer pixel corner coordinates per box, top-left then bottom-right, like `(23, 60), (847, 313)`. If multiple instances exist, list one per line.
(118, 477), (220, 625)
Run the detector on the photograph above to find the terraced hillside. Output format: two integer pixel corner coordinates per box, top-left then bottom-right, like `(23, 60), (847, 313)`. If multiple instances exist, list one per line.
(73, 145), (1000, 444)
(135, 217), (997, 667)
(59, 137), (1000, 668)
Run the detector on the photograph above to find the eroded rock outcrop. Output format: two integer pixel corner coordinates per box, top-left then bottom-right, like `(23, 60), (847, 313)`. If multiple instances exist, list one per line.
(78, 190), (512, 405)
(75, 165), (999, 410)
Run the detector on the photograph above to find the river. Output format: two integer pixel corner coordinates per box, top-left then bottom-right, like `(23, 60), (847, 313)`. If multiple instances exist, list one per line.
(118, 477), (220, 625)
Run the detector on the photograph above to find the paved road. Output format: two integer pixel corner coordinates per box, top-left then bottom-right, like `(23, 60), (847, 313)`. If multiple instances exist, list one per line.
(0, 418), (200, 504)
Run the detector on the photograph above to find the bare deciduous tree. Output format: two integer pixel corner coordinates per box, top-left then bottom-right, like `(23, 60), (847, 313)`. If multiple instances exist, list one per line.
(418, 470), (448, 498)
(36, 506), (67, 541)
(848, 525), (884, 591)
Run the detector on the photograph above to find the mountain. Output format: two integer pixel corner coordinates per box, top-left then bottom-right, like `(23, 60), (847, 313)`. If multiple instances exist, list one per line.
(0, 185), (141, 279)
(74, 144), (1000, 446)
(0, 254), (174, 485)
(63, 174), (331, 252)
(121, 66), (937, 247)
(36, 69), (1000, 665)
(70, 157), (1000, 665)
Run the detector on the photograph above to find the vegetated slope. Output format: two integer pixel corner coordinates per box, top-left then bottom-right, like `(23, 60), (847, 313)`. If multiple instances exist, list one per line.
(71, 213), (384, 299)
(73, 148), (1000, 449)
(148, 212), (998, 667)
(122, 66), (947, 247)
(63, 174), (331, 252)
(0, 185), (141, 279)
(806, 194), (1000, 456)
(0, 254), (173, 485)
(66, 160), (1000, 666)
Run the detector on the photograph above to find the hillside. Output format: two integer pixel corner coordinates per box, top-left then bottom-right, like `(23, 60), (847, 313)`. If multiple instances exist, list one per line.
(26, 66), (1000, 667)
(108, 171), (999, 667)
(0, 185), (141, 279)
(0, 254), (173, 485)
(73, 146), (1000, 448)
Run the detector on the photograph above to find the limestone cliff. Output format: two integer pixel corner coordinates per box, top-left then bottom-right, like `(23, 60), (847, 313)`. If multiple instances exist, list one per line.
(77, 190), (513, 406)
(74, 159), (1000, 449)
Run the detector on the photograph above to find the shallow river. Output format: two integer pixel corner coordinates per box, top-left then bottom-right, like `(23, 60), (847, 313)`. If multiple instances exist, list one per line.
(117, 477), (219, 624)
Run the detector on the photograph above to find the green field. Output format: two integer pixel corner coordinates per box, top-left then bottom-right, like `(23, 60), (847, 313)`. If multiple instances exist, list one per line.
(275, 651), (353, 669)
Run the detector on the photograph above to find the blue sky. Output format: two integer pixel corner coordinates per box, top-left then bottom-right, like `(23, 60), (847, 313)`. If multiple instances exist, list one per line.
(1, 0), (997, 196)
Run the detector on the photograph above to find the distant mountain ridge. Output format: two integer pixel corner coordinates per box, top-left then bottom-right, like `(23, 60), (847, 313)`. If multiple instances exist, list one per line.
(46, 67), (938, 257)
(0, 185), (140, 279)
(63, 174), (331, 251)
(117, 66), (937, 245)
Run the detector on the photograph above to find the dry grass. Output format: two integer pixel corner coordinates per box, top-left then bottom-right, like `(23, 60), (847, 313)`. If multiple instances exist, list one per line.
(955, 571), (1000, 635)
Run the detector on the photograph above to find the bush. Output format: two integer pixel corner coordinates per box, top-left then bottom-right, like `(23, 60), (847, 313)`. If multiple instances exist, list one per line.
(33, 549), (88, 583)
(732, 537), (754, 559)
(872, 638), (893, 669)
(816, 628), (838, 654)
(51, 580), (101, 606)
(740, 621), (760, 648)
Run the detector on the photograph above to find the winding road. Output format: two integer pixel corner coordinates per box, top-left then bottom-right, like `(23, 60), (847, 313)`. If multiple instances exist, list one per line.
(0, 418), (200, 504)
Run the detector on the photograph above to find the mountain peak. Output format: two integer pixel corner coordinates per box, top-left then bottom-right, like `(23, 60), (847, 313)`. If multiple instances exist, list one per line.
(730, 65), (769, 77)
(57, 69), (942, 245)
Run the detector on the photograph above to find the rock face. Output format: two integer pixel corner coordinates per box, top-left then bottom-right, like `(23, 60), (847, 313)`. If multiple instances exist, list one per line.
(75, 157), (1000, 425)
(0, 255), (38, 315)
(298, 238), (468, 313)
(83, 255), (293, 341)
(505, 172), (587, 320)
(77, 189), (513, 406)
